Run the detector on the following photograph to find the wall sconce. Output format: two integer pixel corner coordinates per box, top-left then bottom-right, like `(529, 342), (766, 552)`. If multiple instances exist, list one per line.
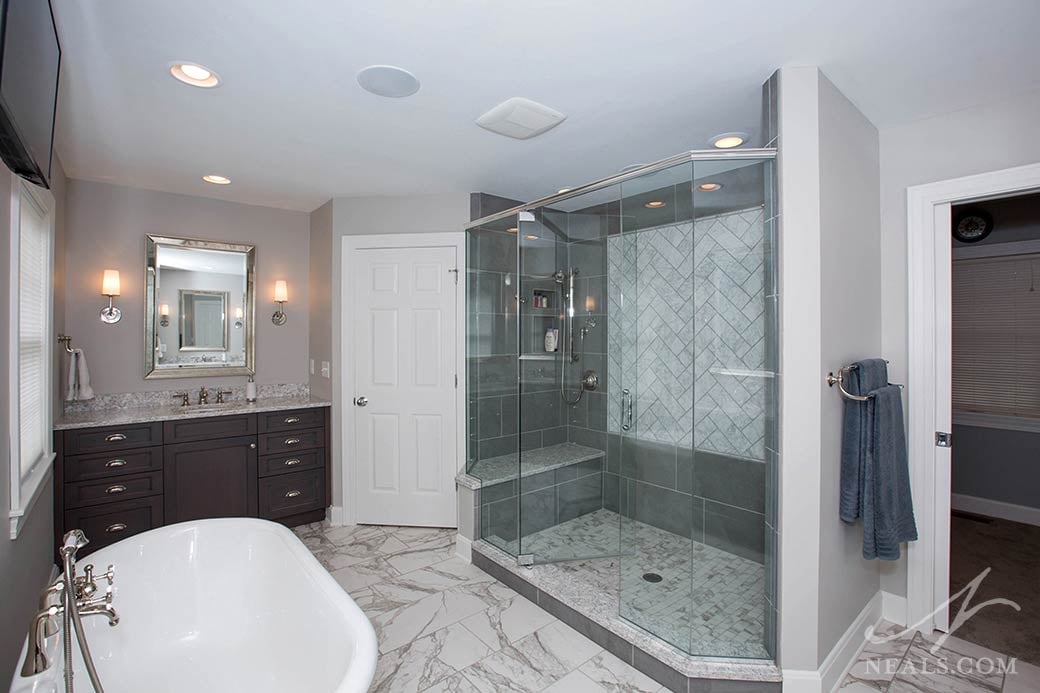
(272, 280), (288, 325)
(99, 269), (122, 324)
(159, 303), (170, 327)
(234, 307), (244, 329)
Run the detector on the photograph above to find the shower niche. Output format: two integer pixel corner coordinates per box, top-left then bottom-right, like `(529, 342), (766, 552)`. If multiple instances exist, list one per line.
(464, 150), (778, 669)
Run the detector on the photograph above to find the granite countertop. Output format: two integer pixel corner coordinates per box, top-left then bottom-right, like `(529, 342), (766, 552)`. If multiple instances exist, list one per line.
(456, 442), (605, 489)
(55, 396), (332, 431)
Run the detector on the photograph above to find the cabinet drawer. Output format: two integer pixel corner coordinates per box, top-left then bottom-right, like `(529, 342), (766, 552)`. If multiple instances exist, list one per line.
(65, 496), (163, 556)
(258, 408), (325, 433)
(64, 447), (163, 483)
(259, 469), (325, 519)
(259, 428), (324, 455)
(259, 448), (324, 478)
(65, 472), (163, 509)
(164, 414), (257, 444)
(63, 423), (163, 455)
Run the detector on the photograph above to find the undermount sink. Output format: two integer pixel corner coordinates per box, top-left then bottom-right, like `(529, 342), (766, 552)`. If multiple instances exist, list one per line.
(172, 403), (239, 414)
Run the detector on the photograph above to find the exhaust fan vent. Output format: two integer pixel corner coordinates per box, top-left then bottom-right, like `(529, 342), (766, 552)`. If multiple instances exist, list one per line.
(476, 97), (566, 140)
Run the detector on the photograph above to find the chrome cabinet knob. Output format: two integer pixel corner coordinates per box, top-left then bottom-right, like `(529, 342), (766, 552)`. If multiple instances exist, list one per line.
(249, 443), (257, 449)
(355, 396), (368, 407)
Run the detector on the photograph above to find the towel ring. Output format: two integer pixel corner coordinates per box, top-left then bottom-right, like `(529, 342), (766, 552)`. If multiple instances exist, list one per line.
(827, 364), (904, 402)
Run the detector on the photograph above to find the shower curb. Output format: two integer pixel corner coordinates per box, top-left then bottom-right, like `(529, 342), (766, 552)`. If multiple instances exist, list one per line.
(471, 540), (782, 693)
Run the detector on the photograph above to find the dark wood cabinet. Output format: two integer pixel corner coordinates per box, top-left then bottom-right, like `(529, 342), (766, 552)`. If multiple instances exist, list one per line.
(54, 406), (330, 557)
(164, 435), (258, 523)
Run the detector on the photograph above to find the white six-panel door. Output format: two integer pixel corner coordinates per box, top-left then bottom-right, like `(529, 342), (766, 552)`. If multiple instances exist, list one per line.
(350, 245), (458, 526)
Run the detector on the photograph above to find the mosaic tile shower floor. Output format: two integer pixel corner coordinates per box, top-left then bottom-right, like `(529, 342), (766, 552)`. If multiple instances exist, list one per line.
(487, 508), (768, 658)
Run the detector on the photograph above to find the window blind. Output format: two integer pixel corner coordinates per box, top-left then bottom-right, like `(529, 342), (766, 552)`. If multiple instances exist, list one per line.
(952, 253), (1040, 419)
(17, 188), (50, 481)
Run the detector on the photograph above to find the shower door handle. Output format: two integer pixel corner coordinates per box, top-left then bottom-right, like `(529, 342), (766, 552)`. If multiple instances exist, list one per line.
(621, 389), (633, 431)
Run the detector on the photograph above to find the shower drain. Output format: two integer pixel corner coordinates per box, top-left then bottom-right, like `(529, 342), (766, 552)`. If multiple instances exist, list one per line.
(642, 572), (663, 583)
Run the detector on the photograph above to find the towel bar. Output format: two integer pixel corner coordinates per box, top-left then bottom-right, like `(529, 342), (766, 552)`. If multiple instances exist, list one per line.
(57, 334), (74, 353)
(827, 364), (903, 402)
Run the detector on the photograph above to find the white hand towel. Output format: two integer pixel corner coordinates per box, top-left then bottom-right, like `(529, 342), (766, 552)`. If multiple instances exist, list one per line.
(65, 350), (78, 401)
(72, 348), (95, 401)
(76, 349), (95, 400)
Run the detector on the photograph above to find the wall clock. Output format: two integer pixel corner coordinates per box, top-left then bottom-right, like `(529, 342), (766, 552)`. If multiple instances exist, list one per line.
(952, 208), (993, 243)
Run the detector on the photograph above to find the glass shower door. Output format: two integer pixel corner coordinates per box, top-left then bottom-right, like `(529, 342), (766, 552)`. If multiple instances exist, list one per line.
(614, 161), (696, 653)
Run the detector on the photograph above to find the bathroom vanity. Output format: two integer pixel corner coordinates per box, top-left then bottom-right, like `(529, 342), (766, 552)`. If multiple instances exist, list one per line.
(53, 399), (331, 557)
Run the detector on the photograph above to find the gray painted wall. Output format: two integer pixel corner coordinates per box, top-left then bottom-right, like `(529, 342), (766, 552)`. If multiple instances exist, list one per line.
(878, 85), (1040, 599)
(816, 71), (883, 661)
(62, 180), (310, 395)
(952, 425), (1040, 510)
(308, 200), (333, 402)
(0, 157), (67, 685)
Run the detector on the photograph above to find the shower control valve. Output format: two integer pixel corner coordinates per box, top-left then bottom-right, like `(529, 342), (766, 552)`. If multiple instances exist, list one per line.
(581, 370), (599, 391)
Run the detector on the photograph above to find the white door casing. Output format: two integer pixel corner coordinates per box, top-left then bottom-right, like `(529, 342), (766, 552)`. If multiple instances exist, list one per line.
(343, 235), (464, 527)
(905, 161), (1040, 634)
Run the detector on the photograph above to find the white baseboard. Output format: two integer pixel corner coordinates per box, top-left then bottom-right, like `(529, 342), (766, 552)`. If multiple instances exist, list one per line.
(455, 534), (472, 563)
(327, 505), (347, 527)
(952, 493), (1040, 527)
(882, 591), (907, 626)
(782, 591), (883, 693)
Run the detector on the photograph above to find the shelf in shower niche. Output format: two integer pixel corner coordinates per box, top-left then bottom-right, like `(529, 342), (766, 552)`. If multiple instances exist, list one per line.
(457, 442), (605, 489)
(519, 353), (560, 361)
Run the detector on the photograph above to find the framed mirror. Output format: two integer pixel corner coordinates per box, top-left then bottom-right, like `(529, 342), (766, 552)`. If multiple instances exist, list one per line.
(145, 235), (255, 378)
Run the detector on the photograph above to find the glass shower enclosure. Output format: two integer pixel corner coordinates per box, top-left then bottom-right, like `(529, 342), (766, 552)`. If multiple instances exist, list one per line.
(466, 150), (778, 660)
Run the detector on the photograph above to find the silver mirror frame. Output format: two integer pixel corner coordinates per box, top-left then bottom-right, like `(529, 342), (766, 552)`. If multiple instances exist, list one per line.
(145, 235), (256, 379)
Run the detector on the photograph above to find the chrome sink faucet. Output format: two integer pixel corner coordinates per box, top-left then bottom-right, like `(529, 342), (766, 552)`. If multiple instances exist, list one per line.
(198, 386), (209, 405)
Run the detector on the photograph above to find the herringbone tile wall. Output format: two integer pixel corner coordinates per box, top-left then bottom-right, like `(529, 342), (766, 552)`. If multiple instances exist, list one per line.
(606, 207), (768, 461)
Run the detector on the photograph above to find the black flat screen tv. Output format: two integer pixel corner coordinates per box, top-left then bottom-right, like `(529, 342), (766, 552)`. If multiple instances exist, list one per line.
(0, 0), (60, 189)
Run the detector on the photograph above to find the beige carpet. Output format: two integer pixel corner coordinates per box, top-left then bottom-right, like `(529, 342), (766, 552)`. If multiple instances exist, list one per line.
(949, 512), (1040, 665)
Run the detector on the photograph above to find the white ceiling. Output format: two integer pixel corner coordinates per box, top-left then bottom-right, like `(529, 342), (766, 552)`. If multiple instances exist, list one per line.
(52, 0), (1040, 212)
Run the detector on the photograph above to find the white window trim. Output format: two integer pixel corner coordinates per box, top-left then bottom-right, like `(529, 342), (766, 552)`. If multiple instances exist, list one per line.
(9, 172), (56, 539)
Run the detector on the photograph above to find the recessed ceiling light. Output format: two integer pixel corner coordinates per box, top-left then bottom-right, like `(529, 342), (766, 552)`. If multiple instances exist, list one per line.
(644, 200), (666, 209)
(525, 234), (540, 240)
(697, 182), (723, 192)
(169, 62), (221, 88)
(357, 65), (420, 98)
(506, 227), (518, 233)
(202, 174), (231, 185)
(710, 132), (749, 149)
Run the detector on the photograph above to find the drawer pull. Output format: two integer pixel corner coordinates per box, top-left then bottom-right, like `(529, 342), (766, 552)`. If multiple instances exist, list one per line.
(284, 416), (301, 424)
(284, 458), (302, 466)
(105, 484), (127, 495)
(104, 433), (127, 442)
(284, 437), (301, 446)
(284, 490), (302, 498)
(105, 523), (127, 534)
(105, 459), (127, 468)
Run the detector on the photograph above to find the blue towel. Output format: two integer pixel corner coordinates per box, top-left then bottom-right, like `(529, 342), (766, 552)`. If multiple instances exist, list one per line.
(862, 384), (918, 560)
(839, 359), (888, 522)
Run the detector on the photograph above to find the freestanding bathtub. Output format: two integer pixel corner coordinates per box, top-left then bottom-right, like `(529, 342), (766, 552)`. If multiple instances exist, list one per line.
(10, 518), (377, 693)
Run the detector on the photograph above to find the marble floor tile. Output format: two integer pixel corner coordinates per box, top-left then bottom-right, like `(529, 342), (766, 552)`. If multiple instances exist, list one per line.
(579, 650), (665, 693)
(460, 594), (556, 650)
(840, 621), (917, 690)
(1003, 659), (1040, 693)
(419, 672), (483, 693)
(370, 623), (493, 693)
(894, 632), (1006, 692)
(393, 526), (458, 546)
(385, 533), (459, 574)
(330, 556), (401, 592)
(371, 583), (515, 654)
(543, 669), (611, 692)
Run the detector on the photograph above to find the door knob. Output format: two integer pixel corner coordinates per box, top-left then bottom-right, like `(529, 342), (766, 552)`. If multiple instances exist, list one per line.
(355, 396), (368, 407)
